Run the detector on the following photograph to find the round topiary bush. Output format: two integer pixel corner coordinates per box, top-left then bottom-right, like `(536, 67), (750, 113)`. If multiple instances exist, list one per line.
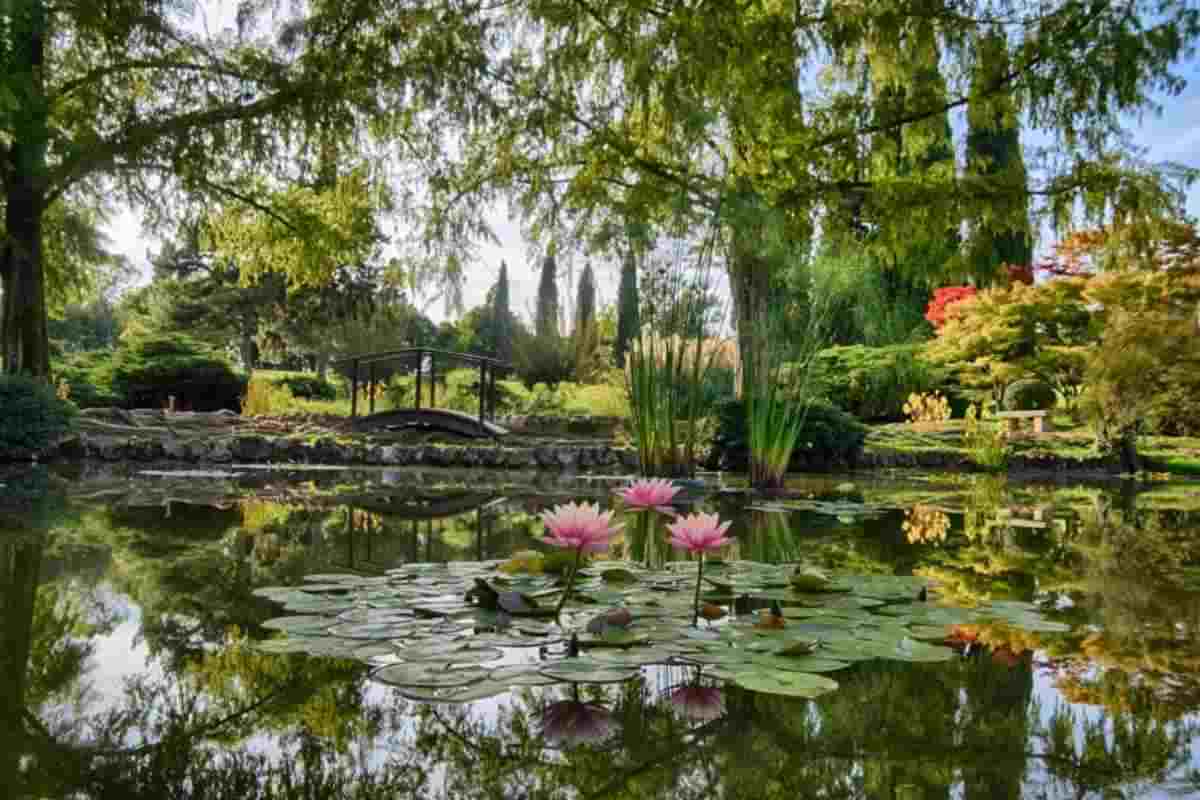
(272, 374), (337, 401)
(1004, 380), (1057, 411)
(0, 375), (78, 457)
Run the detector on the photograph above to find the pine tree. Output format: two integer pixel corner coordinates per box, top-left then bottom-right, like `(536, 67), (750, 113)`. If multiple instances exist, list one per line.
(573, 263), (598, 379)
(535, 253), (560, 341)
(492, 261), (513, 363)
(966, 29), (1033, 284)
(614, 252), (639, 368)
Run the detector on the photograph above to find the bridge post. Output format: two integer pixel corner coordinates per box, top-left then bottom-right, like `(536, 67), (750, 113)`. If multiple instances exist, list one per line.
(488, 365), (497, 420)
(350, 357), (360, 418)
(478, 360), (486, 425)
(415, 350), (422, 410)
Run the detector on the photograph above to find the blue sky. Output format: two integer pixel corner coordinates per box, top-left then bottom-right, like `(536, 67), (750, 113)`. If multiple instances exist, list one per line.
(103, 12), (1200, 322)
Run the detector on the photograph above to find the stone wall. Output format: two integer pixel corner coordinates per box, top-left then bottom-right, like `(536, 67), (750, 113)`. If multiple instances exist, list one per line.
(57, 433), (641, 471)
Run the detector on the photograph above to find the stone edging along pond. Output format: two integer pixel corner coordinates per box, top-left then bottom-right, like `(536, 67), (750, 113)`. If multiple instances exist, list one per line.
(49, 432), (642, 471)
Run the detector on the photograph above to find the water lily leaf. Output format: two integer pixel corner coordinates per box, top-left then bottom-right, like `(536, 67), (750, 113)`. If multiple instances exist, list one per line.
(489, 664), (562, 686)
(447, 647), (505, 665)
(753, 655), (850, 673)
(374, 664), (489, 688)
(539, 661), (640, 684)
(262, 615), (334, 635)
(579, 631), (649, 648)
(253, 636), (318, 654)
(602, 568), (640, 583)
(398, 641), (468, 661)
(326, 622), (409, 640)
(776, 638), (819, 656)
(791, 566), (833, 592)
(590, 648), (675, 667)
(733, 671), (839, 698)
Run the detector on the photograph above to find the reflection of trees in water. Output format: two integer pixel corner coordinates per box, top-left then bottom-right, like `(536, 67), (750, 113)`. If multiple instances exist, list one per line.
(5, 479), (1200, 797)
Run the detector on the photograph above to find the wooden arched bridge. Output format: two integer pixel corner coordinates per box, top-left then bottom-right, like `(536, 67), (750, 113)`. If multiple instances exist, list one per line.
(331, 348), (512, 438)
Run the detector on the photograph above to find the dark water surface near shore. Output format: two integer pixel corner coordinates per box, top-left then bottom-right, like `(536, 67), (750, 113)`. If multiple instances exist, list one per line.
(3, 464), (1200, 799)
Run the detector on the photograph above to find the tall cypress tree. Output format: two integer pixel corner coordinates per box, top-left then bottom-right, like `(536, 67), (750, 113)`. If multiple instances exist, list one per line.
(535, 253), (559, 341)
(573, 263), (598, 379)
(966, 29), (1032, 284)
(614, 251), (639, 368)
(492, 261), (513, 363)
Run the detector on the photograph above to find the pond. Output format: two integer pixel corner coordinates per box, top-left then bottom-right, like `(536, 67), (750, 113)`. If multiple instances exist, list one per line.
(3, 464), (1200, 799)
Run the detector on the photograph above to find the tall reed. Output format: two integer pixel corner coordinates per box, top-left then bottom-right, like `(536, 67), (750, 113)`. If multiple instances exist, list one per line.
(743, 278), (832, 489)
(625, 231), (725, 478)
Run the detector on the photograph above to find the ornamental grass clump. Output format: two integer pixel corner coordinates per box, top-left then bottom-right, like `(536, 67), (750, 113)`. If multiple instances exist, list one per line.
(540, 502), (624, 616)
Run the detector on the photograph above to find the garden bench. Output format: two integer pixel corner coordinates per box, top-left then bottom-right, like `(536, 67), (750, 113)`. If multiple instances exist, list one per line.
(994, 409), (1050, 437)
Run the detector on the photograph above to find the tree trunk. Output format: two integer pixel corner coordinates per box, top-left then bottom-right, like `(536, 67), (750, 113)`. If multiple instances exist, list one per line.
(728, 228), (774, 403)
(239, 332), (259, 371)
(1, 0), (51, 378)
(315, 352), (330, 380)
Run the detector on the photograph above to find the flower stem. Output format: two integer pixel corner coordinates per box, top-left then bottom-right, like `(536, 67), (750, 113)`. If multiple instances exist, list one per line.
(555, 548), (582, 618)
(692, 552), (704, 626)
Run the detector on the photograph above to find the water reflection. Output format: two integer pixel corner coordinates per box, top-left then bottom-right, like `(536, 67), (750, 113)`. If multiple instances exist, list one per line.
(2, 469), (1200, 798)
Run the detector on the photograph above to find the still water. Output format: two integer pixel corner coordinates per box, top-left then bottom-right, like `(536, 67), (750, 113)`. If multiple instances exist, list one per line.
(3, 464), (1200, 799)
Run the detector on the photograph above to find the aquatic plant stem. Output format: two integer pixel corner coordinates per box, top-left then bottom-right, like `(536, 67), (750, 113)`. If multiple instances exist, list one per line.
(692, 553), (704, 626)
(555, 549), (583, 618)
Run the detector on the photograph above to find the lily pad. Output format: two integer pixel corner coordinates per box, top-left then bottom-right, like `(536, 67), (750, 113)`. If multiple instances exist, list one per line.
(262, 616), (334, 635)
(373, 664), (489, 688)
(733, 671), (839, 698)
(538, 661), (640, 684)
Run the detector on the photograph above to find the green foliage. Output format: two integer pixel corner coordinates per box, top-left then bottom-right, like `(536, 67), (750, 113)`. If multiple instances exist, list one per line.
(573, 264), (602, 381)
(0, 374), (77, 453)
(1003, 380), (1057, 412)
(798, 251), (934, 347)
(963, 404), (1009, 471)
(272, 374), (336, 401)
(812, 345), (947, 421)
(53, 349), (119, 409)
(243, 375), (348, 417)
(514, 329), (574, 388)
(108, 334), (247, 412)
(710, 398), (867, 472)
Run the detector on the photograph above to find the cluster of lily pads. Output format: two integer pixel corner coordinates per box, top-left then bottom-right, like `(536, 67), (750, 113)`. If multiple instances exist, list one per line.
(252, 554), (1069, 702)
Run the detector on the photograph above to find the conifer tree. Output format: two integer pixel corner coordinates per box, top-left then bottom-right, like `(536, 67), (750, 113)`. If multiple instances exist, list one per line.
(535, 254), (560, 341)
(966, 29), (1033, 284)
(492, 261), (513, 363)
(615, 252), (639, 368)
(573, 263), (598, 379)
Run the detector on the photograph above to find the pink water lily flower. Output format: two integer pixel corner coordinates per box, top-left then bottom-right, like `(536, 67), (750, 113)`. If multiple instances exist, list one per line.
(667, 512), (732, 555)
(540, 700), (617, 746)
(541, 502), (624, 553)
(670, 686), (726, 722)
(615, 478), (680, 514)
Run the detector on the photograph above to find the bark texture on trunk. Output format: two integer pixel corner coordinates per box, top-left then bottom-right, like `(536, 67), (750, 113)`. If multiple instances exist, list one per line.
(1, 0), (51, 378)
(727, 230), (774, 404)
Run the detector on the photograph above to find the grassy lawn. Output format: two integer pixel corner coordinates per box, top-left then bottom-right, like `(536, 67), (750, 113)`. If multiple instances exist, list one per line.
(865, 420), (1200, 477)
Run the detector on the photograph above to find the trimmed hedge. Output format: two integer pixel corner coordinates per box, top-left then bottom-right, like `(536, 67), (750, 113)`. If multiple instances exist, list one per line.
(0, 374), (77, 455)
(708, 398), (867, 471)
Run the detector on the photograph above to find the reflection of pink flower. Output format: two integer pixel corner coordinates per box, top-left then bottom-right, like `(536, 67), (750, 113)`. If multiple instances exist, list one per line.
(541, 502), (623, 553)
(615, 479), (680, 514)
(670, 686), (725, 721)
(666, 512), (732, 554)
(540, 700), (617, 745)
